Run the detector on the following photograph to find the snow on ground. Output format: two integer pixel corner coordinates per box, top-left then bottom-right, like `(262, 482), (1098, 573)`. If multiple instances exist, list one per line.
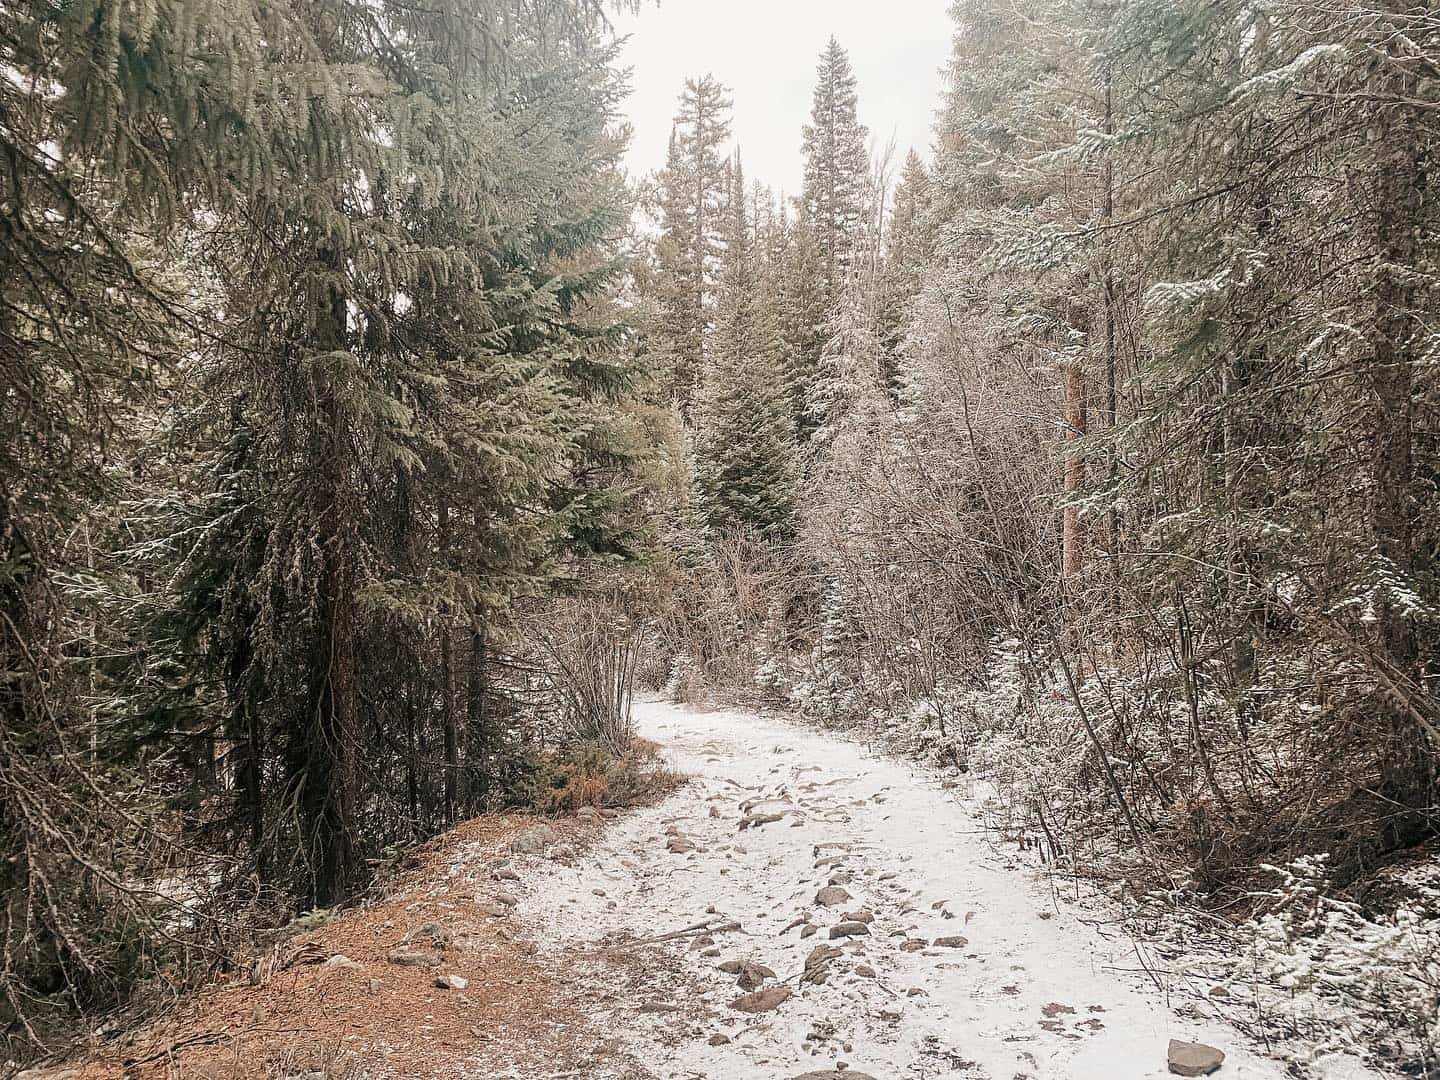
(516, 698), (1381, 1079)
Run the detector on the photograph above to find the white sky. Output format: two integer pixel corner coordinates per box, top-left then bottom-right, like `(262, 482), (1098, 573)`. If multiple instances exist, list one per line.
(609, 0), (953, 199)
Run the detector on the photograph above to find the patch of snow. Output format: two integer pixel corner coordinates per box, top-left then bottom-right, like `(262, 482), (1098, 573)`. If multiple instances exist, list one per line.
(515, 698), (1387, 1079)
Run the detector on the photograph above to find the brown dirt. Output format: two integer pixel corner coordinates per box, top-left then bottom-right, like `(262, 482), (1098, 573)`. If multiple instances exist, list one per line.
(61, 813), (649, 1080)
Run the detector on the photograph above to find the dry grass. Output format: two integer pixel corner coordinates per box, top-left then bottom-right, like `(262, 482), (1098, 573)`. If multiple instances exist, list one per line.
(531, 737), (684, 815)
(57, 812), (651, 1080)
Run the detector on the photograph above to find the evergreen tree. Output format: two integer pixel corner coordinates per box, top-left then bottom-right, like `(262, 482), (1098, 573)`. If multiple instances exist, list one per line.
(693, 153), (800, 540)
(654, 75), (734, 414)
(877, 150), (933, 383)
(801, 38), (871, 303)
(776, 211), (830, 440)
(1, 0), (638, 1053)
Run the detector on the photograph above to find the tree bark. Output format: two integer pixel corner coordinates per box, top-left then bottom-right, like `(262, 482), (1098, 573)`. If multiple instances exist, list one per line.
(438, 500), (459, 826)
(1366, 12), (1430, 842)
(466, 623), (488, 808)
(308, 272), (359, 907)
(1062, 353), (1088, 578)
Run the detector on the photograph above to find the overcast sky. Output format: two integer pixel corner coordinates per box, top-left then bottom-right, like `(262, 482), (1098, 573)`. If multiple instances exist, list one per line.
(608, 0), (953, 199)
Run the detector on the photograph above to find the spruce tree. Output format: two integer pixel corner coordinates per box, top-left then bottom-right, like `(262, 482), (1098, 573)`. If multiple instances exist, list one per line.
(693, 153), (800, 541)
(654, 75), (734, 414)
(2, 0), (639, 1053)
(790, 37), (871, 440)
(776, 212), (830, 440)
(801, 38), (871, 304)
(877, 150), (933, 384)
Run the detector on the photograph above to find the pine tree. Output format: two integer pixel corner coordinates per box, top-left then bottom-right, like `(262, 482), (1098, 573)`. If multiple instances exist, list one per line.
(2, 0), (639, 1053)
(654, 75), (734, 414)
(692, 153), (800, 541)
(877, 150), (933, 383)
(788, 37), (872, 441)
(775, 211), (830, 440)
(801, 38), (871, 303)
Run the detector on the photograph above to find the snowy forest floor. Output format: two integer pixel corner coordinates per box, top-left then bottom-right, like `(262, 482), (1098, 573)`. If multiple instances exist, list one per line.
(61, 699), (1386, 1080)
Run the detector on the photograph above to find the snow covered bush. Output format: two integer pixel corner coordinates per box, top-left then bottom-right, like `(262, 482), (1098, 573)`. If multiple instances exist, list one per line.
(1237, 857), (1440, 1070)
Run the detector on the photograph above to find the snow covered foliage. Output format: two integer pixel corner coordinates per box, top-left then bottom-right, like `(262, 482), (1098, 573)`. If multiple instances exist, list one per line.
(1236, 858), (1440, 1069)
(634, 0), (1440, 1066)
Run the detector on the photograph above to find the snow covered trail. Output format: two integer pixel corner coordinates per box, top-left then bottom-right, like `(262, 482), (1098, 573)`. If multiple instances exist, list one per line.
(518, 698), (1357, 1080)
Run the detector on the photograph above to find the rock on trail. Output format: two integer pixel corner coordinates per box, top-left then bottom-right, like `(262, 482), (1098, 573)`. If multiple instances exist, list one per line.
(505, 698), (1372, 1080)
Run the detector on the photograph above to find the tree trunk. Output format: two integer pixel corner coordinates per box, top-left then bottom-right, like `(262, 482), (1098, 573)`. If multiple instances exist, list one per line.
(439, 500), (459, 825)
(1062, 354), (1088, 578)
(466, 623), (488, 808)
(1366, 16), (1430, 843)
(308, 276), (359, 907)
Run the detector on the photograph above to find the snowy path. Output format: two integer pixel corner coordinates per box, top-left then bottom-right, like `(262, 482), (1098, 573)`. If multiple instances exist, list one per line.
(517, 699), (1350, 1080)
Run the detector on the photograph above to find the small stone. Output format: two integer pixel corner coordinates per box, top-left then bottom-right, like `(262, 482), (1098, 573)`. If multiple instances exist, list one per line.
(323, 954), (362, 970)
(493, 867), (520, 881)
(803, 946), (842, 985)
(550, 842), (576, 860)
(493, 891), (518, 907)
(387, 947), (441, 968)
(730, 985), (792, 1013)
(829, 921), (870, 939)
(736, 961), (776, 990)
(474, 902), (509, 918)
(900, 939), (927, 952)
(434, 973), (469, 990)
(667, 836), (697, 854)
(790, 1073), (878, 1080)
(800, 924), (819, 939)
(804, 944), (843, 972)
(1168, 1039), (1225, 1076)
(367, 978), (383, 994)
(509, 825), (556, 854)
(854, 964), (876, 978)
(841, 910), (874, 924)
(739, 812), (785, 830)
(933, 935), (969, 948)
(403, 921), (452, 948)
(815, 886), (851, 908)
(717, 959), (744, 974)
(708, 1033), (731, 1046)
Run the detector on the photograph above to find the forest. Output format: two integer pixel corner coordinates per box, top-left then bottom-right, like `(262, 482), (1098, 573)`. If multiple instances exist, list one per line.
(2, 0), (1438, 1073)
